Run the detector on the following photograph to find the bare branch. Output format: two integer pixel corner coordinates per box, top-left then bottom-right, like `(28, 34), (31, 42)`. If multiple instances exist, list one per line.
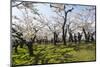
(12, 2), (23, 7)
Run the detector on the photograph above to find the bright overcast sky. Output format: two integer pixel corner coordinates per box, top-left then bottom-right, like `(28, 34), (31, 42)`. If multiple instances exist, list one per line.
(12, 2), (95, 21)
(12, 2), (96, 33)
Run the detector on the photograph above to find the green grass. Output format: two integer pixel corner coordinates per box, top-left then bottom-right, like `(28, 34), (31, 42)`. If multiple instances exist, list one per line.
(12, 42), (96, 66)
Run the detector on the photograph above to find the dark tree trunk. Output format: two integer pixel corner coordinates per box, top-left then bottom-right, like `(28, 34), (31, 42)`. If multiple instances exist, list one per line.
(53, 32), (58, 45)
(91, 35), (94, 41)
(62, 6), (74, 45)
(27, 42), (33, 56)
(82, 28), (88, 42)
(14, 44), (18, 53)
(74, 34), (77, 43)
(19, 41), (24, 48)
(90, 33), (94, 41)
(53, 32), (56, 45)
(19, 39), (25, 48)
(82, 28), (91, 42)
(20, 44), (24, 48)
(78, 32), (82, 43)
(62, 10), (67, 45)
(69, 32), (73, 42)
(27, 35), (36, 56)
(87, 32), (90, 42)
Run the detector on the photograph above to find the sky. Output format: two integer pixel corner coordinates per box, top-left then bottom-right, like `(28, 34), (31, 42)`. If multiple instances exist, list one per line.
(12, 3), (95, 32)
(12, 2), (96, 31)
(12, 2), (95, 21)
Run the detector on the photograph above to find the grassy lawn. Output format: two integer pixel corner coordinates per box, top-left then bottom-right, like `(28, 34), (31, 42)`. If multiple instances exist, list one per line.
(12, 42), (96, 66)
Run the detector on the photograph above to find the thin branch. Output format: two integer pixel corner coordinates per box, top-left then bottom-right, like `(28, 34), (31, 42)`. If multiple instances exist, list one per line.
(12, 2), (23, 7)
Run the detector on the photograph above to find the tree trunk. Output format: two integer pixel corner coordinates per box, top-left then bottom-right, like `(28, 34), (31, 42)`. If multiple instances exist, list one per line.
(82, 28), (91, 42)
(27, 35), (36, 56)
(20, 44), (24, 48)
(27, 42), (33, 56)
(62, 11), (67, 45)
(53, 32), (58, 45)
(14, 44), (18, 53)
(82, 28), (88, 42)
